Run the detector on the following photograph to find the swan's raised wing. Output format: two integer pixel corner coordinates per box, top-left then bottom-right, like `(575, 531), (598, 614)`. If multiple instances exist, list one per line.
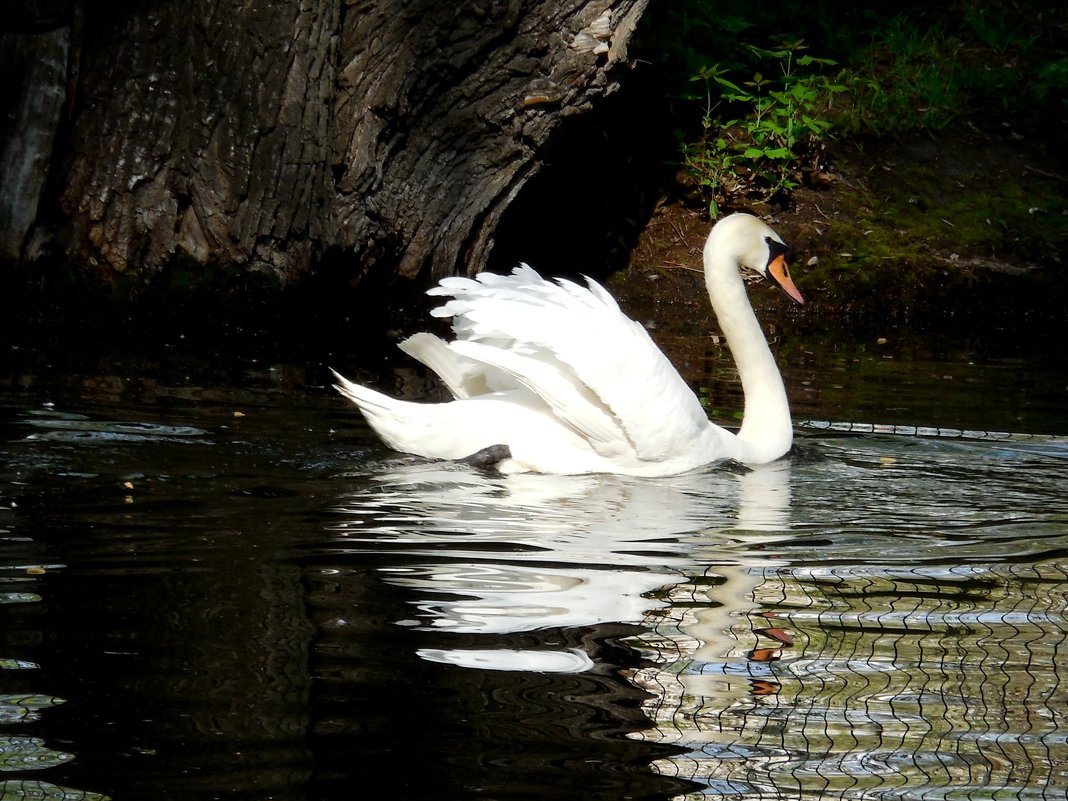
(429, 265), (711, 462)
(448, 339), (636, 461)
(399, 332), (519, 399)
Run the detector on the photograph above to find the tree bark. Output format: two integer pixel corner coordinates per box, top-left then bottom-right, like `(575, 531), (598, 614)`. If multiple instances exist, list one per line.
(0, 5), (69, 261)
(4, 0), (650, 285)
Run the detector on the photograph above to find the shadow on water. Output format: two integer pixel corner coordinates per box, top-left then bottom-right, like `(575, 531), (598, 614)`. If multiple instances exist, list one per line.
(1, 324), (1067, 800)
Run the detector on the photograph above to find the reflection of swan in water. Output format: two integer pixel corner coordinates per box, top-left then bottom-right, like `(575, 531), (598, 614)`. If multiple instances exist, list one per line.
(682, 462), (793, 696)
(329, 461), (793, 671)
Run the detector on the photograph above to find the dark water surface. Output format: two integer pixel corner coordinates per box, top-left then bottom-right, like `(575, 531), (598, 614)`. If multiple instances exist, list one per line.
(1, 330), (1066, 800)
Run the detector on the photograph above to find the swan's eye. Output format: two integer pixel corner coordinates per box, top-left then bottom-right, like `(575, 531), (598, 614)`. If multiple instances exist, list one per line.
(765, 236), (794, 266)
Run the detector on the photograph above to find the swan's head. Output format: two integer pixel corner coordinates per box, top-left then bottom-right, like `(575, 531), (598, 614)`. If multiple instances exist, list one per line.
(706, 213), (804, 304)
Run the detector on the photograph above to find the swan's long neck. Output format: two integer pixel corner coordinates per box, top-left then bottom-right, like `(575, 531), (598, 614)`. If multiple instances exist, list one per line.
(704, 236), (793, 463)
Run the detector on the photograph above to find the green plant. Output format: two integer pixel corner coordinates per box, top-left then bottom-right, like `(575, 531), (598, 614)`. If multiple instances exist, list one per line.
(683, 40), (845, 215)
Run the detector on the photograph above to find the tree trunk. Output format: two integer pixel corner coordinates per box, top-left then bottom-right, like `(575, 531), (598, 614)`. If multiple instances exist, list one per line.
(0, 5), (70, 261)
(3, 0), (650, 286)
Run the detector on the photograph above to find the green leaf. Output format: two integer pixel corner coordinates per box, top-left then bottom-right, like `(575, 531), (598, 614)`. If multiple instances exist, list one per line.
(714, 76), (745, 93)
(746, 44), (786, 60)
(798, 54), (838, 67)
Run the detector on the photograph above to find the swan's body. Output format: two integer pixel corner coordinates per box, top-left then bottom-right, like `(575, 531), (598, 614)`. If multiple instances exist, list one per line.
(333, 213), (804, 475)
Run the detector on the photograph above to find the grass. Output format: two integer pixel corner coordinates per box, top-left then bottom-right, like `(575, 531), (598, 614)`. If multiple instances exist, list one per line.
(792, 131), (1068, 328)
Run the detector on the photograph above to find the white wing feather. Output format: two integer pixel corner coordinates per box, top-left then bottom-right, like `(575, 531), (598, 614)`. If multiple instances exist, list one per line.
(430, 264), (710, 461)
(398, 332), (518, 399)
(448, 339), (635, 460)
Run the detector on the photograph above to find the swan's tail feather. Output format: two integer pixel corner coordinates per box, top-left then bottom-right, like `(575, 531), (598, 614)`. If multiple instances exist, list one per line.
(331, 370), (393, 415)
(331, 368), (513, 462)
(331, 369), (434, 457)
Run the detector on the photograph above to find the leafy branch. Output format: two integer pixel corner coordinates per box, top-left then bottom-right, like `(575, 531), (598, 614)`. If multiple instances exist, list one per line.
(682, 40), (845, 216)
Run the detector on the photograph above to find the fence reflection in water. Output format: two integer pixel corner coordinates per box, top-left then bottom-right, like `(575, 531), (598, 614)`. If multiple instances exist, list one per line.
(632, 554), (1068, 798)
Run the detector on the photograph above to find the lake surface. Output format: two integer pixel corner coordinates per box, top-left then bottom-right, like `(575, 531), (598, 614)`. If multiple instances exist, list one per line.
(1, 327), (1066, 800)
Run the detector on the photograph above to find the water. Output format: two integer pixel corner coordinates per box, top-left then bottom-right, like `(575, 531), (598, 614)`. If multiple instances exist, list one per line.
(1, 332), (1066, 801)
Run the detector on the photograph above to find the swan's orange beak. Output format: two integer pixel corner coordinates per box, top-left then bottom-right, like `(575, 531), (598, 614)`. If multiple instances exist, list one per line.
(768, 254), (804, 305)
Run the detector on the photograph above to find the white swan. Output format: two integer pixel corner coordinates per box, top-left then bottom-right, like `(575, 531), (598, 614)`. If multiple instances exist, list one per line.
(333, 213), (804, 475)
